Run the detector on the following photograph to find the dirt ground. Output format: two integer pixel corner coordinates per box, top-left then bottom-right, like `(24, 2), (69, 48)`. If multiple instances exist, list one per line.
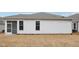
(0, 33), (79, 47)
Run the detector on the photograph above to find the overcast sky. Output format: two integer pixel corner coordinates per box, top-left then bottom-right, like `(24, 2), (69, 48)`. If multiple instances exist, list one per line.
(0, 12), (76, 17)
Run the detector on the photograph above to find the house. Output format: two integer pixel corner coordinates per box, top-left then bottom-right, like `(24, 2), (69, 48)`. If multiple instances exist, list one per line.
(4, 12), (72, 34)
(68, 14), (79, 32)
(0, 17), (5, 32)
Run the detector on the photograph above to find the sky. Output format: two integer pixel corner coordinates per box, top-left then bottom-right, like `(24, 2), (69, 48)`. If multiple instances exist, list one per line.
(0, 12), (76, 17)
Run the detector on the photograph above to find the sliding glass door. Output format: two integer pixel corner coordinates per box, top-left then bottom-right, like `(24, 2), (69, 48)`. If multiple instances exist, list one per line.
(7, 21), (17, 34)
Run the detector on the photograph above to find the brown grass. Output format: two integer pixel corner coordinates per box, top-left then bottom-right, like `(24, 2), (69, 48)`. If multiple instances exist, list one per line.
(0, 33), (79, 47)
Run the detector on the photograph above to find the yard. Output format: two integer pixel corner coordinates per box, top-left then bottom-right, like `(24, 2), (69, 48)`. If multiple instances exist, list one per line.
(0, 33), (79, 47)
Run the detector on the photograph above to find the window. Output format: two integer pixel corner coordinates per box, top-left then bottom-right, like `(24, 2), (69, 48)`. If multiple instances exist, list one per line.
(36, 21), (40, 30)
(74, 23), (76, 29)
(19, 21), (23, 30)
(7, 23), (11, 32)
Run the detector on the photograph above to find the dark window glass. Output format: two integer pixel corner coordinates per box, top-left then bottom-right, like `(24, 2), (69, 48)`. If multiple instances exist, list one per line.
(20, 26), (23, 30)
(36, 26), (40, 30)
(7, 24), (11, 28)
(19, 21), (23, 25)
(7, 24), (11, 32)
(19, 21), (23, 30)
(36, 21), (40, 25)
(7, 29), (11, 32)
(74, 23), (76, 29)
(36, 21), (40, 30)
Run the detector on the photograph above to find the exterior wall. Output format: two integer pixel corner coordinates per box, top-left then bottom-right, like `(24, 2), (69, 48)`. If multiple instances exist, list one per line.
(5, 20), (7, 34)
(0, 20), (5, 32)
(17, 20), (72, 34)
(78, 22), (79, 32)
(0, 25), (4, 32)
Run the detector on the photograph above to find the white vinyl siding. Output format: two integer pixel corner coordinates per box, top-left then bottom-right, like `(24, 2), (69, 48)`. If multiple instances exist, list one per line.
(17, 20), (72, 34)
(78, 22), (79, 32)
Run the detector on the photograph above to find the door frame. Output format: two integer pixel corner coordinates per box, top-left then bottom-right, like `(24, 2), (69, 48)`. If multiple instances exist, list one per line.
(7, 21), (17, 34)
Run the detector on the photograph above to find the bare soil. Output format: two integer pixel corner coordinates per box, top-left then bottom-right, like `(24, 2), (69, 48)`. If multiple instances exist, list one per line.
(0, 33), (79, 47)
